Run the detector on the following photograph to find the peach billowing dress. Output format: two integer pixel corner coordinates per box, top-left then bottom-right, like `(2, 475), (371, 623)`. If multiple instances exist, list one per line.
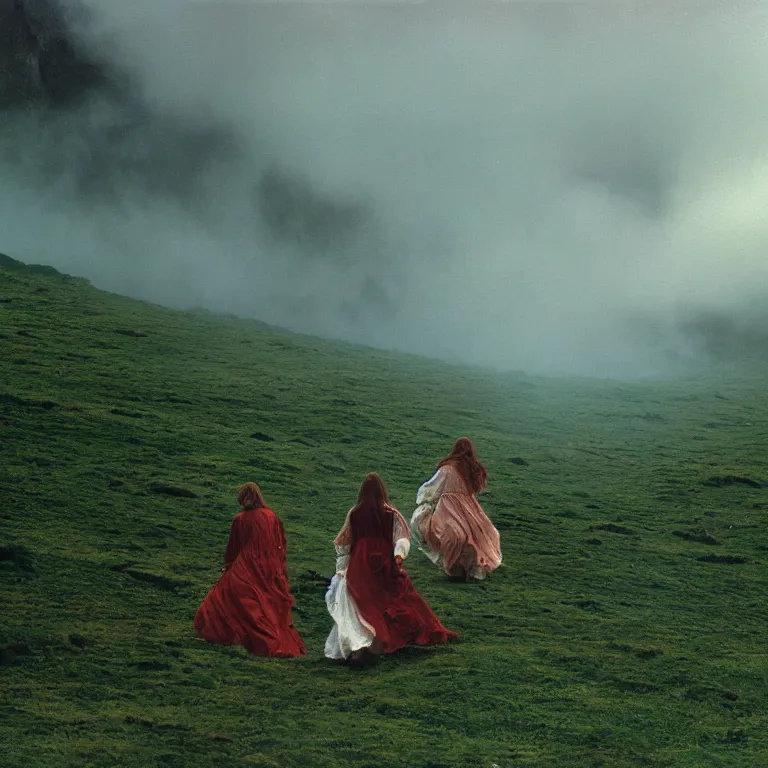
(411, 464), (502, 580)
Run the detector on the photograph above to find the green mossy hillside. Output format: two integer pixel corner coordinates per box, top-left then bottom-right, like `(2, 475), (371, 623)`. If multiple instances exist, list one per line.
(1, 255), (766, 767)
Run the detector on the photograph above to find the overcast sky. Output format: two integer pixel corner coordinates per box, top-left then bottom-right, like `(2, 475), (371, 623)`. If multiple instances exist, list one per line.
(2, 1), (767, 377)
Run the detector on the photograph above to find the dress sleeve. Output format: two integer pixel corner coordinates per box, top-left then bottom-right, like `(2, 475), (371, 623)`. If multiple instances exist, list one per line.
(223, 514), (244, 569)
(390, 505), (412, 561)
(416, 467), (447, 506)
(333, 509), (353, 574)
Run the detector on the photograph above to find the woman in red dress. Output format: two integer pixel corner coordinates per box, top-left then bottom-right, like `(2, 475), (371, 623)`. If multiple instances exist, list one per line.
(325, 473), (457, 665)
(194, 482), (306, 657)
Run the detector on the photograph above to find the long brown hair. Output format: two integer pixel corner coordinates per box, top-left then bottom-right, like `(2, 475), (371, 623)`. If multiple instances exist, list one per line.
(437, 437), (488, 493)
(353, 472), (389, 513)
(346, 472), (392, 547)
(237, 482), (267, 510)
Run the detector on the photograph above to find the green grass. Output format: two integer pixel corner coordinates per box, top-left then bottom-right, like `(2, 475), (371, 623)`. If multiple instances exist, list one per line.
(1, 254), (766, 767)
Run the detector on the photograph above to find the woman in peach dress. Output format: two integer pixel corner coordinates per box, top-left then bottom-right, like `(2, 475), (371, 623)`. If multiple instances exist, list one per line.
(411, 438), (502, 582)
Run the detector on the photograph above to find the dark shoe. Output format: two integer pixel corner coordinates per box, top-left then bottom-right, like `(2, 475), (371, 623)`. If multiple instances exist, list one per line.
(448, 564), (468, 582)
(347, 648), (376, 668)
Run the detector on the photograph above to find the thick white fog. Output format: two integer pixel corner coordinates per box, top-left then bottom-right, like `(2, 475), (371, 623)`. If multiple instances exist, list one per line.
(2, 1), (768, 377)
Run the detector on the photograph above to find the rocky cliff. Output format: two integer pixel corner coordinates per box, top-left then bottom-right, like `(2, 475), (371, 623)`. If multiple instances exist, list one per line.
(0, 0), (105, 106)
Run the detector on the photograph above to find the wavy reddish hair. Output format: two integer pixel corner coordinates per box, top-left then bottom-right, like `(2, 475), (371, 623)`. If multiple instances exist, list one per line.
(237, 482), (267, 510)
(438, 437), (488, 493)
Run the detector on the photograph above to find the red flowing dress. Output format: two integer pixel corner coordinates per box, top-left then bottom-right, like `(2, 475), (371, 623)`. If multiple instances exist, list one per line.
(194, 507), (306, 657)
(344, 504), (457, 654)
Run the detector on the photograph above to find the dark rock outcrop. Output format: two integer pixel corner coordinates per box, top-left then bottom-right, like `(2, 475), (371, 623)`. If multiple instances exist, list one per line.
(0, 0), (106, 107)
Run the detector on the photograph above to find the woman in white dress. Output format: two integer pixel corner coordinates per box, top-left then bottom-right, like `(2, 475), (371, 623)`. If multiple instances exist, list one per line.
(324, 473), (457, 665)
(411, 437), (502, 582)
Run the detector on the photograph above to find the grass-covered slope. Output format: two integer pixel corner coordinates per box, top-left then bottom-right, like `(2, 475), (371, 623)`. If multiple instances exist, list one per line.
(1, 255), (766, 767)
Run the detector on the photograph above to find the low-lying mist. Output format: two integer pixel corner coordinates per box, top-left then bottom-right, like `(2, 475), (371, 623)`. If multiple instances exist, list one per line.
(2, 1), (768, 378)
